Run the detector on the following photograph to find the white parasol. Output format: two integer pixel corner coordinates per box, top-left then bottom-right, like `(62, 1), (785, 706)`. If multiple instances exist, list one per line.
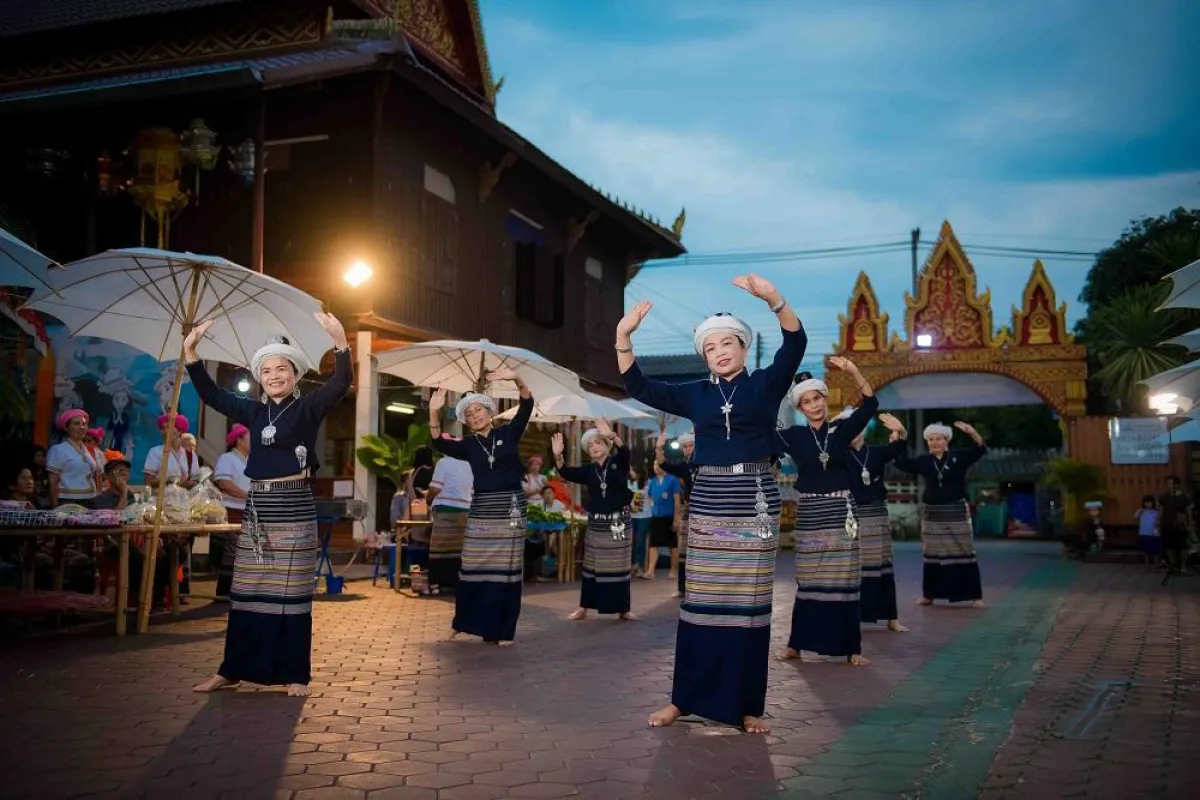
(1159, 259), (1200, 310)
(375, 338), (582, 399)
(1, 226), (62, 293)
(621, 398), (693, 438)
(1140, 361), (1200, 412)
(492, 391), (652, 423)
(25, 248), (331, 634)
(1162, 328), (1200, 353)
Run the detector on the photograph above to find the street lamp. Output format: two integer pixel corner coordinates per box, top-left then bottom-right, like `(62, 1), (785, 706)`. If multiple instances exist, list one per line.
(343, 260), (373, 288)
(915, 333), (933, 348)
(1150, 392), (1179, 414)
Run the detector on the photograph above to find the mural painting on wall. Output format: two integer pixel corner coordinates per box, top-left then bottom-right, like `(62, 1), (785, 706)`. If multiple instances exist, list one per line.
(48, 326), (199, 466)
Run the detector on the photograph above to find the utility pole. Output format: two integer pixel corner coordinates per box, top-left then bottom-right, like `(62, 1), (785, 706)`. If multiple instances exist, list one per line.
(910, 227), (920, 292)
(755, 333), (764, 370)
(910, 227), (923, 456)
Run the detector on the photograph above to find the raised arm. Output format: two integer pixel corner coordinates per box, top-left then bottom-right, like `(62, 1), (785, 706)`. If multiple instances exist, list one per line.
(731, 274), (806, 396)
(891, 451), (926, 476)
(490, 368), (533, 439)
(615, 302), (691, 417)
(306, 313), (353, 416)
(953, 422), (987, 466)
(183, 321), (257, 425)
(551, 432), (589, 484)
(829, 360), (878, 444)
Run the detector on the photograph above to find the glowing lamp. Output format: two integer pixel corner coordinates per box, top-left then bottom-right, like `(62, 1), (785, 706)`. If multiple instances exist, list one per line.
(343, 260), (373, 288)
(236, 377), (251, 393)
(915, 333), (933, 348)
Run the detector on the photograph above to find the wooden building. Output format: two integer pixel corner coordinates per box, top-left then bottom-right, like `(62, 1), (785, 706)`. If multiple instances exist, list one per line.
(0, 0), (685, 537)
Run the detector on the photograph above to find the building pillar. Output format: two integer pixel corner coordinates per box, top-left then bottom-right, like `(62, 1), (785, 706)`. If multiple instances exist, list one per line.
(354, 329), (378, 540)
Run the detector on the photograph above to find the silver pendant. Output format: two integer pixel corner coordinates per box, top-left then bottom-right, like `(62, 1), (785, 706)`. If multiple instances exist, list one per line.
(508, 494), (522, 529)
(600, 480), (607, 498)
(753, 475), (772, 539)
(818, 451), (830, 469)
(261, 424), (277, 446)
(295, 445), (308, 471)
(610, 520), (626, 540)
(845, 505), (858, 540)
(861, 468), (871, 486)
(721, 402), (734, 440)
(488, 455), (495, 468)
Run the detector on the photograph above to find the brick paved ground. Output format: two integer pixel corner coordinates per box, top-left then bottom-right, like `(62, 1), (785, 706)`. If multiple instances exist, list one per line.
(0, 542), (1195, 799)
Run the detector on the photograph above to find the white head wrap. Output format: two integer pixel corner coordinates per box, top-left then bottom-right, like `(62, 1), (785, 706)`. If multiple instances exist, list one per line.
(924, 422), (953, 440)
(677, 431), (696, 446)
(788, 377), (828, 408)
(250, 335), (314, 378)
(455, 392), (496, 421)
(692, 313), (753, 356)
(579, 428), (610, 452)
(1083, 500), (1103, 509)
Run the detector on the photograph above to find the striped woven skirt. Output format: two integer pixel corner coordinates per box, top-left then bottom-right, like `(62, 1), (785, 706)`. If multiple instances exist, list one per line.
(674, 467), (780, 727)
(921, 501), (983, 602)
(429, 506), (468, 588)
(580, 512), (633, 614)
(676, 508), (688, 595)
(857, 502), (897, 623)
(789, 492), (862, 657)
(455, 491), (526, 642)
(215, 508), (242, 597)
(219, 480), (318, 686)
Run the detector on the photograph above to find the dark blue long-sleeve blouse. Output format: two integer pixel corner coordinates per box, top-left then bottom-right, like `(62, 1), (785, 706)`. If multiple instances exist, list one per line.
(777, 394), (879, 494)
(431, 395), (533, 494)
(621, 325), (807, 466)
(558, 445), (632, 514)
(661, 460), (695, 503)
(186, 349), (352, 480)
(893, 444), (987, 504)
(846, 438), (907, 505)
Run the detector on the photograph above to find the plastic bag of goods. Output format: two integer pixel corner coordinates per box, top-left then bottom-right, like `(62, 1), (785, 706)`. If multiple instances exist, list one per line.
(161, 482), (192, 524)
(190, 471), (228, 524)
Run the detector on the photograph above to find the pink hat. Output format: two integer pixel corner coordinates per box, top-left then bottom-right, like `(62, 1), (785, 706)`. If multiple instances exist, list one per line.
(85, 427), (105, 442)
(56, 408), (89, 431)
(157, 412), (189, 433)
(227, 424), (249, 447)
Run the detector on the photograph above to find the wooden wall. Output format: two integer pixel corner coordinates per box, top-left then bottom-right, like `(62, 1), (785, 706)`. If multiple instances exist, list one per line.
(1066, 416), (1190, 524)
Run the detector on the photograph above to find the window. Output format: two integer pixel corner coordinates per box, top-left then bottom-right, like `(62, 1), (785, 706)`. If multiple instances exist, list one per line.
(508, 211), (563, 329)
(423, 165), (455, 204)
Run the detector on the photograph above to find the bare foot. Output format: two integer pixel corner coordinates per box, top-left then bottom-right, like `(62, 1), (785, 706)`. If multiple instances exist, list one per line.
(619, 612), (638, 621)
(847, 654), (871, 666)
(776, 647), (801, 662)
(444, 629), (463, 642)
(915, 597), (933, 606)
(287, 683), (310, 697)
(887, 620), (909, 632)
(567, 608), (587, 621)
(497, 640), (515, 647)
(192, 675), (239, 693)
(971, 599), (986, 608)
(648, 703), (683, 728)
(668, 572), (677, 580)
(671, 591), (684, 599)
(742, 715), (770, 734)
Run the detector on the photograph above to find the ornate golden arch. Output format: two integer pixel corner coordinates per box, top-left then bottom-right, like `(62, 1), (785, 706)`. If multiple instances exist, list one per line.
(824, 221), (1088, 417)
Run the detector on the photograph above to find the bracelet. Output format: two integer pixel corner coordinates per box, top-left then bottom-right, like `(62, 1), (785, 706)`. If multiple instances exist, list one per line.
(769, 297), (787, 314)
(615, 344), (633, 353)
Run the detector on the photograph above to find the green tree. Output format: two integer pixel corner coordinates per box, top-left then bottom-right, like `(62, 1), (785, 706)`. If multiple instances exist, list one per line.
(355, 424), (432, 489)
(1078, 207), (1200, 309)
(1040, 457), (1110, 530)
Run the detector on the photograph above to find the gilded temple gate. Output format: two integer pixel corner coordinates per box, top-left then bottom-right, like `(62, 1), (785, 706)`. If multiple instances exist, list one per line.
(824, 221), (1088, 417)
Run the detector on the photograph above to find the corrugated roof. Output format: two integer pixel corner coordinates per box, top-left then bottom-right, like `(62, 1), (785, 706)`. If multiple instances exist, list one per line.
(638, 353), (706, 377)
(0, 0), (248, 39)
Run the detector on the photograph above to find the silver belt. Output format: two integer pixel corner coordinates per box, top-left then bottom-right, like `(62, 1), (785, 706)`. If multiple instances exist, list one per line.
(589, 510), (630, 520)
(797, 490), (851, 499)
(249, 478), (308, 492)
(697, 461), (773, 475)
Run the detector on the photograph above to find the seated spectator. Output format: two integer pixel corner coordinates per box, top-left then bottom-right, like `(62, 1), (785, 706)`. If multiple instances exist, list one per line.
(93, 460), (132, 511)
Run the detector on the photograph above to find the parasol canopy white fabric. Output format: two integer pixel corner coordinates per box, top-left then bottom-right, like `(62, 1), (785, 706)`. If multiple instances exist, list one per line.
(24, 248), (330, 369)
(1159, 258), (1200, 310)
(1162, 327), (1200, 353)
(375, 338), (582, 400)
(1153, 417), (1200, 445)
(492, 391), (653, 423)
(621, 398), (693, 438)
(1, 226), (61, 293)
(1140, 361), (1200, 412)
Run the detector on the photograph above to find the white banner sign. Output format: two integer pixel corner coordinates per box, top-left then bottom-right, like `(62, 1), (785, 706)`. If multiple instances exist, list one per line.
(1108, 417), (1169, 465)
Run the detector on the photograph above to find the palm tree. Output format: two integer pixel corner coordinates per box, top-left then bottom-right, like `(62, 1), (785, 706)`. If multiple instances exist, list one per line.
(1041, 457), (1109, 530)
(1089, 283), (1198, 412)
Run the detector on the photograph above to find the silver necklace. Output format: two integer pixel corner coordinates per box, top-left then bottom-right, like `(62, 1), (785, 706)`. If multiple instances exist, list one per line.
(932, 453), (951, 486)
(476, 432), (498, 468)
(594, 459), (609, 498)
(716, 382), (739, 440)
(848, 446), (871, 486)
(810, 423), (831, 470)
(261, 398), (297, 446)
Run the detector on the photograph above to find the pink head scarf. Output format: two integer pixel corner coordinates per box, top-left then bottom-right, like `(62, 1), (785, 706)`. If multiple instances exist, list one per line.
(56, 408), (89, 431)
(227, 424), (249, 448)
(157, 412), (189, 433)
(85, 427), (105, 442)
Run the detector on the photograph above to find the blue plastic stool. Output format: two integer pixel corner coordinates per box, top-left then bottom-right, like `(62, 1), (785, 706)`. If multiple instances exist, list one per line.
(372, 543), (397, 588)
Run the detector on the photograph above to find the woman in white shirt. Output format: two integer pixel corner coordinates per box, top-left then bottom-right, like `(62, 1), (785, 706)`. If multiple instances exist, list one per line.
(522, 455), (547, 500)
(212, 424), (251, 597)
(143, 413), (202, 489)
(46, 409), (102, 506)
(426, 454), (473, 594)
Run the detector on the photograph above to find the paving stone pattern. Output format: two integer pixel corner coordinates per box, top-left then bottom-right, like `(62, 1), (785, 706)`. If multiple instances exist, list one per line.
(0, 542), (1194, 799)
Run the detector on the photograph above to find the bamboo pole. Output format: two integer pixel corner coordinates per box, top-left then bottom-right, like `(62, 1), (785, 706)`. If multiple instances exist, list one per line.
(137, 270), (203, 633)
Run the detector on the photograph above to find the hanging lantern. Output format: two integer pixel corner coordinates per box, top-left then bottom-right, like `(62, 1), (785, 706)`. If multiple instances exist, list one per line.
(96, 151), (114, 196)
(228, 138), (256, 186)
(128, 128), (189, 249)
(180, 118), (219, 203)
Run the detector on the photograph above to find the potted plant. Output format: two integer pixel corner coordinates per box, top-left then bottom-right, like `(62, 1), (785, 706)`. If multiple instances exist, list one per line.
(356, 424), (433, 489)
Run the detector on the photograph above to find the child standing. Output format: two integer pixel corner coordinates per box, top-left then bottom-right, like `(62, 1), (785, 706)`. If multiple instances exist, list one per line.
(1135, 494), (1161, 569)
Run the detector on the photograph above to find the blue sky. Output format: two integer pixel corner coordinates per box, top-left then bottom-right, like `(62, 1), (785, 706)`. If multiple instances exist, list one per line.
(478, 0), (1200, 368)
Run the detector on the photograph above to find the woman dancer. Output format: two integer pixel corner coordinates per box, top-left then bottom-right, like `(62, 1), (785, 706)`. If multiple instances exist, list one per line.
(894, 421), (986, 607)
(213, 424), (251, 598)
(777, 362), (878, 665)
(846, 411), (908, 632)
(46, 409), (102, 507)
(552, 419), (637, 621)
(656, 430), (696, 599)
(619, 274), (805, 734)
(185, 313), (352, 696)
(427, 454), (472, 594)
(428, 371), (534, 645)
